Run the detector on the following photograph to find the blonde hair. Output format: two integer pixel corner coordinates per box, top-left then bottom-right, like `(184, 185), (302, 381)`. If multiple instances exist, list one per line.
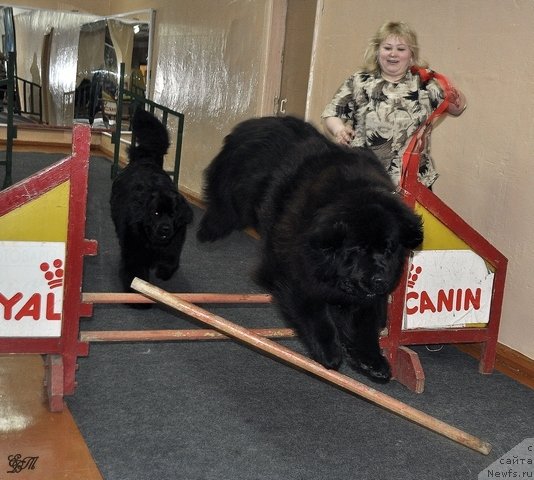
(362, 21), (427, 74)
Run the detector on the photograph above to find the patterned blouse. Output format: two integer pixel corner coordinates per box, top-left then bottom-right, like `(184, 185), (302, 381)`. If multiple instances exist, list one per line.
(321, 69), (445, 187)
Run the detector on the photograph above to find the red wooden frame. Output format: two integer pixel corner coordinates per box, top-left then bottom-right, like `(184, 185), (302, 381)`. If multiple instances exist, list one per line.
(0, 124), (97, 411)
(380, 68), (508, 391)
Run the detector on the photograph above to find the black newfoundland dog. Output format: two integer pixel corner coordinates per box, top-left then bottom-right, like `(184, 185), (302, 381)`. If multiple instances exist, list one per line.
(197, 116), (423, 382)
(110, 109), (193, 297)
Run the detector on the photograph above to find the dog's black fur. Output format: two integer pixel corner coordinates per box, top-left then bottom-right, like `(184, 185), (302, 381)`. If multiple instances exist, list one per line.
(197, 116), (423, 382)
(110, 109), (193, 299)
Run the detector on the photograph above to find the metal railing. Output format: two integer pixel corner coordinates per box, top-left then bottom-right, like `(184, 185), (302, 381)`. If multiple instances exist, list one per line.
(110, 62), (185, 185)
(16, 76), (42, 122)
(0, 52), (17, 190)
(1, 51), (44, 189)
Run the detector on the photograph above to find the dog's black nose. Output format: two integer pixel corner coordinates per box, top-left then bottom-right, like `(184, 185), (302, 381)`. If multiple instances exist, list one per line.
(158, 224), (172, 238)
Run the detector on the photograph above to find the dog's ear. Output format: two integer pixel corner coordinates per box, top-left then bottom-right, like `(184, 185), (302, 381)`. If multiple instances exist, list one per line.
(385, 197), (424, 250)
(399, 209), (424, 249)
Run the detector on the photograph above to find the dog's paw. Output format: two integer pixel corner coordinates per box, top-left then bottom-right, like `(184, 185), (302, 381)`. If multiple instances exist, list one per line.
(348, 352), (391, 383)
(197, 215), (221, 242)
(310, 342), (343, 371)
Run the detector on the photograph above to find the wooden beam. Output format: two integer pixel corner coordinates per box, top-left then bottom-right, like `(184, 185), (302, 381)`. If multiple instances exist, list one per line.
(131, 277), (492, 455)
(82, 292), (272, 304)
(81, 328), (295, 343)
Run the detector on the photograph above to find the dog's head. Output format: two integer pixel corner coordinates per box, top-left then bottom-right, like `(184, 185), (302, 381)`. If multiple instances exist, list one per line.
(306, 193), (423, 301)
(143, 190), (193, 245)
(128, 109), (170, 167)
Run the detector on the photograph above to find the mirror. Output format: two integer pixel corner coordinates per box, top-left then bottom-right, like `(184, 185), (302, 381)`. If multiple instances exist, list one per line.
(0, 5), (153, 127)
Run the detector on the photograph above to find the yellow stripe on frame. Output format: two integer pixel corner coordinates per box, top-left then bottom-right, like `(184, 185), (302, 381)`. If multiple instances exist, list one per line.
(415, 202), (470, 251)
(0, 181), (70, 242)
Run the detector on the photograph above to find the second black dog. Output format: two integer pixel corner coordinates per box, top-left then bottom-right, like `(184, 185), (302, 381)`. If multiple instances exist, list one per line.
(110, 109), (193, 298)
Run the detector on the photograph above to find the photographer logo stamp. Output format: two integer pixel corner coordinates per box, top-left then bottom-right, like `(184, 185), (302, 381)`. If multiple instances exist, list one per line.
(6, 454), (39, 474)
(479, 438), (534, 479)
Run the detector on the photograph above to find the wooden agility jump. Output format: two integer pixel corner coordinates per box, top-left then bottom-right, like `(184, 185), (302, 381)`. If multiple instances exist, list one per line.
(0, 94), (506, 452)
(80, 292), (294, 343)
(131, 277), (492, 456)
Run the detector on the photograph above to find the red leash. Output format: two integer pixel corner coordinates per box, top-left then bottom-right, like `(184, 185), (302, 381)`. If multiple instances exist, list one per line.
(400, 67), (453, 188)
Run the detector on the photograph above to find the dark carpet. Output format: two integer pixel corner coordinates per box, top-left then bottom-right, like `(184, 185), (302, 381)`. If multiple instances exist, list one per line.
(5, 152), (534, 480)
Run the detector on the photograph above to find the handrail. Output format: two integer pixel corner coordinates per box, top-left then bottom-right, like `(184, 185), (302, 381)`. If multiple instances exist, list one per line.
(0, 52), (17, 189)
(110, 62), (185, 186)
(1, 51), (44, 189)
(15, 75), (42, 122)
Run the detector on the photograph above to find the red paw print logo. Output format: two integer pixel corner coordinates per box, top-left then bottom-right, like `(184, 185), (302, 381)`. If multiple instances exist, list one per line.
(40, 259), (64, 289)
(407, 264), (422, 288)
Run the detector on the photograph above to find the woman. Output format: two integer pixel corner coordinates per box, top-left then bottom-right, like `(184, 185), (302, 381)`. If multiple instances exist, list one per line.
(322, 21), (466, 187)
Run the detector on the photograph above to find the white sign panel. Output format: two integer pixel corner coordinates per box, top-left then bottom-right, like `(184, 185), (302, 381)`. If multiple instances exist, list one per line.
(0, 241), (65, 337)
(404, 250), (494, 330)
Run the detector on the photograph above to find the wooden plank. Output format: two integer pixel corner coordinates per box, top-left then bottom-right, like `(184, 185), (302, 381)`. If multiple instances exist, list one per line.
(82, 292), (272, 304)
(81, 328), (296, 342)
(132, 277), (492, 456)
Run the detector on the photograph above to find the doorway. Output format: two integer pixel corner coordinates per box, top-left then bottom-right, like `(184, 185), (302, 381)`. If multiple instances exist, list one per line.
(278, 0), (317, 118)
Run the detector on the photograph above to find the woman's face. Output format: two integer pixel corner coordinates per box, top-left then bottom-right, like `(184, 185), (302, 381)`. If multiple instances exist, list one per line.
(377, 35), (413, 82)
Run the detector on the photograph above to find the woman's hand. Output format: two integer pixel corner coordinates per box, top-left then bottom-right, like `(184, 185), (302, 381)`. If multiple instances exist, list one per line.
(447, 85), (467, 116)
(335, 125), (355, 145)
(324, 117), (355, 145)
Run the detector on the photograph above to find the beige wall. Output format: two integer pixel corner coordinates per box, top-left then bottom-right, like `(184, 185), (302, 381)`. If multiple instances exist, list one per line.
(106, 0), (284, 194)
(308, 0), (534, 360)
(5, 0), (533, 361)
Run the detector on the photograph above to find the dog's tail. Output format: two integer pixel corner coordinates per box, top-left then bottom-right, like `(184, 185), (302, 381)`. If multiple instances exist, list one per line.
(128, 109), (170, 165)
